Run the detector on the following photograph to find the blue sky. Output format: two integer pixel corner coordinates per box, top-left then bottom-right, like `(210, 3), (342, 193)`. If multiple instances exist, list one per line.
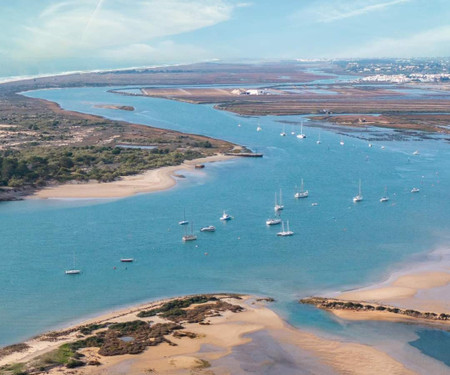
(0, 0), (449, 78)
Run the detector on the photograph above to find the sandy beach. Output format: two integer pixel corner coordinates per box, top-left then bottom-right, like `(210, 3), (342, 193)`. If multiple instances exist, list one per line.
(339, 270), (450, 314)
(0, 294), (419, 375)
(31, 154), (234, 199)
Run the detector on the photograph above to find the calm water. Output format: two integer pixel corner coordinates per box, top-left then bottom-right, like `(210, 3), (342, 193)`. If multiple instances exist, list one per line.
(1, 86), (449, 372)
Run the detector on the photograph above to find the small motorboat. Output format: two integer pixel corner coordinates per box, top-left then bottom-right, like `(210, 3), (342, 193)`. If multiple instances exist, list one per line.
(200, 226), (216, 232)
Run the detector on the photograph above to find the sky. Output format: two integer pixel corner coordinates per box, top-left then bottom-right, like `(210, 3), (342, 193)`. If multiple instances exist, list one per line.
(0, 0), (449, 78)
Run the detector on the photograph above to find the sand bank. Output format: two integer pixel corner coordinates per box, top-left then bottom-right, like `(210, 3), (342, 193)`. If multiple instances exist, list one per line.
(0, 295), (417, 375)
(339, 270), (450, 314)
(31, 154), (234, 199)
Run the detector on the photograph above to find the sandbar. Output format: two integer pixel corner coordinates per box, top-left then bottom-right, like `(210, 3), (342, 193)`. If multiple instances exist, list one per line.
(0, 294), (417, 375)
(31, 154), (234, 199)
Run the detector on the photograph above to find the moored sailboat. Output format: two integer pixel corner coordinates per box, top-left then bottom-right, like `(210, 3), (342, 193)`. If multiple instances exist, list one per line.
(274, 190), (284, 211)
(353, 179), (363, 203)
(294, 179), (309, 199)
(277, 220), (294, 236)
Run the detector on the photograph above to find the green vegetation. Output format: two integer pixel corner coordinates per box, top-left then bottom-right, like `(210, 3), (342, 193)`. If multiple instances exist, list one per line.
(137, 295), (217, 318)
(0, 362), (27, 375)
(0, 146), (203, 188)
(39, 344), (75, 366)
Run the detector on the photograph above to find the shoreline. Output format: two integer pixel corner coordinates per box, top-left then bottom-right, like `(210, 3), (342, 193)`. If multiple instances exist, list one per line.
(0, 294), (417, 375)
(30, 154), (235, 199)
(303, 248), (450, 325)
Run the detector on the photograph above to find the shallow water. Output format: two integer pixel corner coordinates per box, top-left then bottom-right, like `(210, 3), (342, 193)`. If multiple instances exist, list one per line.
(1, 86), (449, 371)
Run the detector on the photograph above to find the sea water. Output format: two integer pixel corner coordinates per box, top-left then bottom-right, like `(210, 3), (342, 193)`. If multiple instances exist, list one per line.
(1, 86), (449, 371)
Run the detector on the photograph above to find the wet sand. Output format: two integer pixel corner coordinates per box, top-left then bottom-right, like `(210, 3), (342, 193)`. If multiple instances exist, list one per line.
(1, 295), (417, 375)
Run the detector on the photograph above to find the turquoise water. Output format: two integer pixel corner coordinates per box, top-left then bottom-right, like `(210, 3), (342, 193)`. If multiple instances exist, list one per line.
(1, 87), (449, 371)
(410, 329), (450, 366)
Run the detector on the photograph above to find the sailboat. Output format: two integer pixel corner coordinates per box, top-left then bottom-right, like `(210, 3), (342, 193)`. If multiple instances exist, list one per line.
(277, 220), (294, 236)
(413, 150), (420, 155)
(316, 133), (321, 144)
(296, 121), (306, 139)
(353, 179), (363, 202)
(65, 250), (81, 275)
(220, 210), (232, 221)
(256, 122), (262, 132)
(266, 211), (282, 226)
(380, 187), (389, 202)
(274, 190), (284, 211)
(178, 209), (189, 225)
(182, 222), (197, 241)
(340, 136), (344, 146)
(294, 179), (309, 199)
(411, 187), (420, 193)
(280, 125), (287, 137)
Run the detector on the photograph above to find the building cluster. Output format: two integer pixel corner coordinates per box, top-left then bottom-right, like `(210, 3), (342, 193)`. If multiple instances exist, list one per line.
(231, 88), (273, 96)
(358, 73), (450, 83)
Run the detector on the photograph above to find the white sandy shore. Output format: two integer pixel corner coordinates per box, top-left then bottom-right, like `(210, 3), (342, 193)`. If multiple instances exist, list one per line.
(30, 154), (234, 199)
(332, 266), (450, 327)
(0, 295), (417, 375)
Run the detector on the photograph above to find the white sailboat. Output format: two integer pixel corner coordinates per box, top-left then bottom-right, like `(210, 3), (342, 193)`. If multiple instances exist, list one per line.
(256, 122), (262, 132)
(411, 187), (420, 193)
(220, 210), (232, 221)
(296, 121), (306, 139)
(413, 150), (420, 155)
(294, 179), (309, 199)
(266, 211), (282, 226)
(277, 220), (294, 236)
(65, 250), (81, 275)
(353, 179), (363, 203)
(274, 190), (284, 211)
(280, 124), (287, 136)
(316, 133), (321, 144)
(380, 186), (389, 202)
(178, 209), (189, 225)
(182, 222), (197, 241)
(340, 136), (344, 146)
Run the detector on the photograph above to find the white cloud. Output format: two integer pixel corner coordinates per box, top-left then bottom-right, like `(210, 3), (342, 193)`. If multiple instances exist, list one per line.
(11, 0), (237, 61)
(338, 25), (450, 57)
(298, 0), (411, 23)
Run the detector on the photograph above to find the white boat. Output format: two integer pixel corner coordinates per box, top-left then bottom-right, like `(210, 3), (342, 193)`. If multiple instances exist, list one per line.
(220, 211), (232, 221)
(311, 202), (318, 206)
(381, 145), (385, 149)
(353, 179), (363, 203)
(277, 220), (294, 236)
(316, 133), (321, 144)
(413, 150), (420, 155)
(411, 187), (420, 193)
(65, 250), (80, 275)
(256, 123), (262, 131)
(65, 269), (80, 275)
(340, 136), (344, 146)
(182, 222), (197, 241)
(200, 225), (216, 232)
(368, 143), (373, 147)
(274, 190), (284, 211)
(380, 187), (389, 202)
(294, 179), (309, 199)
(296, 121), (306, 139)
(178, 209), (189, 225)
(266, 217), (282, 226)
(238, 123), (241, 127)
(280, 125), (286, 136)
